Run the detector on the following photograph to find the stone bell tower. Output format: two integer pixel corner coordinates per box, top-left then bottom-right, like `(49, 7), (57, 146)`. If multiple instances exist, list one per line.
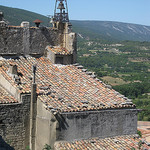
(51, 0), (71, 39)
(48, 0), (77, 65)
(51, 0), (70, 30)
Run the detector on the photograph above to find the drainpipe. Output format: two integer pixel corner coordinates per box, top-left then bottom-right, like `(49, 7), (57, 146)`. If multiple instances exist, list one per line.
(30, 65), (37, 150)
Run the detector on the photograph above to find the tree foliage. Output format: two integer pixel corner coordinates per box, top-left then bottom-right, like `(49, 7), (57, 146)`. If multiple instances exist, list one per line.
(42, 144), (51, 150)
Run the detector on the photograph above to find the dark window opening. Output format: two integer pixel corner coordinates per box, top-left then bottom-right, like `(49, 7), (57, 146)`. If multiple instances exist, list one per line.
(54, 23), (57, 28)
(56, 57), (63, 64)
(0, 120), (3, 124)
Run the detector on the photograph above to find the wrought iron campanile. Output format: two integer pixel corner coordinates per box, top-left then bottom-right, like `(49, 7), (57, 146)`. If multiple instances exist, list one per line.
(54, 0), (69, 23)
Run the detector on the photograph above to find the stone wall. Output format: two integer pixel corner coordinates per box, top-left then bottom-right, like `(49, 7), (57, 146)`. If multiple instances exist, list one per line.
(0, 26), (60, 56)
(0, 22), (77, 64)
(0, 26), (23, 55)
(63, 23), (77, 64)
(56, 109), (138, 141)
(35, 106), (138, 149)
(29, 28), (60, 55)
(0, 94), (30, 150)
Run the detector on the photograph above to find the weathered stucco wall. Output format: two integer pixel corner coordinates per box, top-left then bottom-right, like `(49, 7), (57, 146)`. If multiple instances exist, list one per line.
(36, 100), (57, 150)
(56, 109), (138, 141)
(0, 74), (21, 101)
(0, 26), (60, 56)
(0, 94), (30, 150)
(46, 49), (56, 64)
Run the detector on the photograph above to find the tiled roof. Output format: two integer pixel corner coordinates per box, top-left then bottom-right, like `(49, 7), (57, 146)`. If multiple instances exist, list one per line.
(54, 135), (150, 150)
(47, 46), (72, 55)
(0, 85), (18, 104)
(0, 56), (135, 112)
(33, 19), (42, 23)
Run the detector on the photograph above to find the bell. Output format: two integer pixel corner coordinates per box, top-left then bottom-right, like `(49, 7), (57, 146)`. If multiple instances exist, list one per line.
(57, 2), (65, 10)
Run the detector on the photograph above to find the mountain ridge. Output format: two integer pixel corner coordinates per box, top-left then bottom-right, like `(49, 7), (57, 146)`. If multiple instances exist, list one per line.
(71, 20), (150, 41)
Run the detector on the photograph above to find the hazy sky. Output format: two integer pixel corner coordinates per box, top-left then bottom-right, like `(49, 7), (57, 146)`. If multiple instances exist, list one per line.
(0, 0), (150, 26)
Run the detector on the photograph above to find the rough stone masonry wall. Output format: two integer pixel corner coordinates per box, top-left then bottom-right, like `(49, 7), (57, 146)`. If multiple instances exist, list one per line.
(0, 26), (60, 56)
(0, 94), (30, 150)
(29, 28), (60, 55)
(56, 109), (138, 141)
(0, 26), (23, 55)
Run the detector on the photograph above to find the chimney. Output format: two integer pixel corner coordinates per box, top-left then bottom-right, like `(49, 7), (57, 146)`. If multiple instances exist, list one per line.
(33, 19), (42, 27)
(21, 21), (30, 55)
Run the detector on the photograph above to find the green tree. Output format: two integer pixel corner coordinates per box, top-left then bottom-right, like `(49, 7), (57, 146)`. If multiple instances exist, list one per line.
(43, 144), (51, 150)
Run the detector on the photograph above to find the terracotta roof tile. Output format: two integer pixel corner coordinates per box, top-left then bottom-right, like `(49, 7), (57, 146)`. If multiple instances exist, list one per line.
(54, 135), (150, 150)
(0, 56), (135, 112)
(33, 19), (42, 23)
(47, 46), (72, 55)
(0, 85), (18, 104)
